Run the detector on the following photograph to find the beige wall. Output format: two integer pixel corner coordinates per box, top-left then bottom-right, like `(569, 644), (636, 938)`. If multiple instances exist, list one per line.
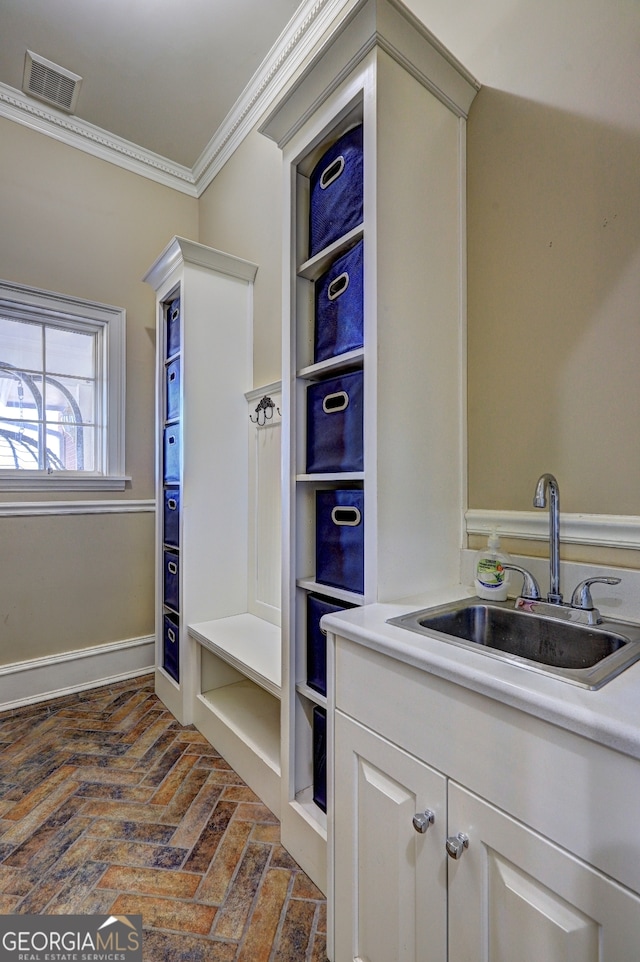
(199, 129), (284, 388)
(197, 80), (640, 573)
(467, 88), (640, 517)
(199, 80), (640, 522)
(0, 117), (197, 662)
(2, 33), (639, 665)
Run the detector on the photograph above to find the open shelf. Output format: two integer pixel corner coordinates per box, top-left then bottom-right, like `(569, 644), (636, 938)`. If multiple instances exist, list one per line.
(189, 614), (281, 698)
(297, 224), (364, 280)
(297, 349), (364, 381)
(294, 785), (328, 837)
(296, 682), (328, 709)
(296, 472), (364, 483)
(198, 680), (280, 773)
(297, 578), (364, 606)
(194, 674), (281, 817)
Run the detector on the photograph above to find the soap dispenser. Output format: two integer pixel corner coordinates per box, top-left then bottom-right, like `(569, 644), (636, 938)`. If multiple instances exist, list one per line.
(474, 529), (511, 601)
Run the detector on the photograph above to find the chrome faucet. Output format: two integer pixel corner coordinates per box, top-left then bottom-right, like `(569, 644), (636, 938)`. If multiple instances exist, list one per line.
(533, 473), (562, 604)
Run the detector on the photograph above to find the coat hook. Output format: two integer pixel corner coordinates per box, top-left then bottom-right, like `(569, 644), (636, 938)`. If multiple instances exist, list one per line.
(250, 395), (281, 426)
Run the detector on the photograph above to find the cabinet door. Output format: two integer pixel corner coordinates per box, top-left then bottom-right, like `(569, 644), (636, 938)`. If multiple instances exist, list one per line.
(448, 782), (640, 962)
(333, 711), (447, 962)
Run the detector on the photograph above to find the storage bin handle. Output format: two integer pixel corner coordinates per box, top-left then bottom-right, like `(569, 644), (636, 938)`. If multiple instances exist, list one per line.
(331, 505), (361, 526)
(167, 628), (176, 644)
(170, 305), (179, 322)
(322, 390), (349, 414)
(167, 498), (177, 510)
(168, 434), (176, 445)
(168, 370), (176, 382)
(167, 561), (178, 575)
(320, 155), (345, 190)
(328, 271), (350, 300)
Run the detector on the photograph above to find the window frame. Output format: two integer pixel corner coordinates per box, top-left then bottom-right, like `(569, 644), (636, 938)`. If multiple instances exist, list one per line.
(0, 279), (127, 491)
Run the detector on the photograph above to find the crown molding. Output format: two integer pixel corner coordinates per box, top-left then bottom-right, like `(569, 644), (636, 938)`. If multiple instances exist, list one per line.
(192, 0), (355, 194)
(0, 0), (353, 197)
(0, 82), (198, 195)
(143, 235), (258, 292)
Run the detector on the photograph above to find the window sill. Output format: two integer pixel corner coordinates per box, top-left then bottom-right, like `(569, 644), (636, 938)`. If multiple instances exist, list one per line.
(0, 475), (131, 492)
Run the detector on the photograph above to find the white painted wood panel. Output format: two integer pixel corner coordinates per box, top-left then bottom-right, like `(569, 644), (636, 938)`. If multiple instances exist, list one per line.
(334, 712), (447, 962)
(335, 634), (640, 896)
(448, 782), (640, 962)
(247, 385), (282, 625)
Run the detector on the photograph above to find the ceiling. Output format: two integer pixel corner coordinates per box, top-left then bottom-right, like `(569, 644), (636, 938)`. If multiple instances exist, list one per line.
(0, 0), (303, 168)
(0, 0), (638, 185)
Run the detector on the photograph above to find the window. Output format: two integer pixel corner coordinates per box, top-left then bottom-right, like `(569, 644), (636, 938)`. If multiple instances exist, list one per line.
(0, 280), (127, 490)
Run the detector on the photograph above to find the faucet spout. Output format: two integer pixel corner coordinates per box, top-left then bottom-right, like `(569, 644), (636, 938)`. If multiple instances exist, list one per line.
(534, 473), (562, 604)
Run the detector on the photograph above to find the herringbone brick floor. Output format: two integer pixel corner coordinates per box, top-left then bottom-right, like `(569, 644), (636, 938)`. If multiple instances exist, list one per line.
(0, 673), (327, 961)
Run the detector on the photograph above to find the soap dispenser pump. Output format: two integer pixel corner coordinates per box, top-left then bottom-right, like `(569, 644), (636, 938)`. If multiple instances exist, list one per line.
(474, 529), (510, 601)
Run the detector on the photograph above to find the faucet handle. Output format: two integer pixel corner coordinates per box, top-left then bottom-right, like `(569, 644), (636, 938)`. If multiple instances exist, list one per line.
(570, 577), (621, 612)
(502, 564), (542, 601)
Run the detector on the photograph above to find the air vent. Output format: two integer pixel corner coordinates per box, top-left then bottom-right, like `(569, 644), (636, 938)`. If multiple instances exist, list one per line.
(23, 51), (82, 113)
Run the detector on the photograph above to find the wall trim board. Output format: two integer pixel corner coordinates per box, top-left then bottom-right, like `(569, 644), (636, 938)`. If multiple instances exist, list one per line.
(0, 499), (155, 518)
(0, 636), (154, 712)
(466, 509), (640, 551)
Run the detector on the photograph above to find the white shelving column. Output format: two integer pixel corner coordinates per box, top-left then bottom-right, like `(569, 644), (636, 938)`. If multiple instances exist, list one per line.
(146, 235), (285, 814)
(260, 0), (478, 894)
(144, 237), (258, 726)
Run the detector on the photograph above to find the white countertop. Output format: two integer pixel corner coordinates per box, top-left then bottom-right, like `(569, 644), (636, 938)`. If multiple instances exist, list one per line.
(322, 582), (640, 762)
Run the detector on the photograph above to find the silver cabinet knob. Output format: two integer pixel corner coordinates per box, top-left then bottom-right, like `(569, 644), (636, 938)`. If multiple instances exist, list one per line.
(412, 809), (435, 834)
(446, 832), (469, 859)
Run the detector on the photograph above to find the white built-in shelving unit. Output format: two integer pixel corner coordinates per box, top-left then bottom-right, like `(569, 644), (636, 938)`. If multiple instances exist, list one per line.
(144, 239), (284, 817)
(145, 0), (478, 900)
(260, 0), (478, 893)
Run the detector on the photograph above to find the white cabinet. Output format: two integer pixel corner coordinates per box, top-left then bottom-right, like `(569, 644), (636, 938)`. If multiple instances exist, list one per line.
(448, 783), (640, 962)
(260, 0), (478, 893)
(331, 634), (640, 962)
(334, 712), (447, 962)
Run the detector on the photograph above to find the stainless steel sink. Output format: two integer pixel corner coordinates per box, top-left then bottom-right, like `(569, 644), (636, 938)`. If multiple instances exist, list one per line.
(388, 598), (640, 688)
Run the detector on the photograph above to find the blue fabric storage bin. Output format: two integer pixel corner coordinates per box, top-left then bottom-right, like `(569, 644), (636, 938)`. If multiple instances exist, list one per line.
(309, 125), (363, 257)
(166, 357), (180, 422)
(314, 240), (364, 363)
(163, 424), (180, 484)
(163, 487), (180, 549)
(316, 489), (364, 594)
(306, 594), (354, 696)
(166, 296), (181, 358)
(163, 548), (180, 612)
(312, 706), (327, 812)
(306, 370), (363, 474)
(163, 612), (179, 682)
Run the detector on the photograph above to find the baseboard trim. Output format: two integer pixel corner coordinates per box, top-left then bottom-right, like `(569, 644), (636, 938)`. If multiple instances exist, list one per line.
(0, 635), (155, 713)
